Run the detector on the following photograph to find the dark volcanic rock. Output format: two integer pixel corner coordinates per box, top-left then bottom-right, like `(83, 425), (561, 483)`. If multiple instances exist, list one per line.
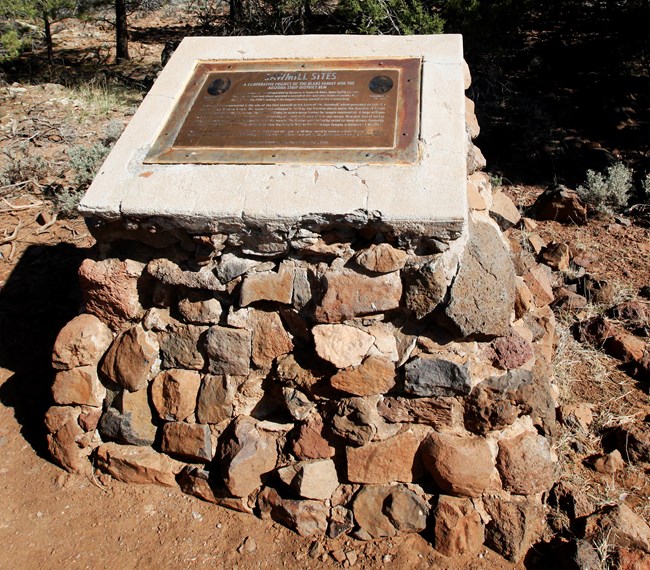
(404, 358), (472, 397)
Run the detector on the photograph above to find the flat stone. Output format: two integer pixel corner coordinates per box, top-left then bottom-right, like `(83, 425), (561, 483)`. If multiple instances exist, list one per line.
(314, 269), (402, 323)
(240, 265), (294, 307)
(215, 253), (263, 283)
(497, 431), (556, 495)
(292, 459), (340, 500)
(177, 290), (222, 324)
(219, 416), (278, 497)
(146, 258), (225, 291)
(52, 314), (113, 370)
(46, 406), (85, 473)
(52, 366), (106, 407)
(377, 396), (458, 429)
(161, 421), (212, 462)
(330, 356), (396, 396)
(541, 241), (570, 271)
(484, 494), (545, 562)
(385, 486), (429, 533)
(312, 324), (374, 369)
(402, 258), (450, 319)
(354, 243), (408, 274)
(249, 309), (293, 370)
(196, 374), (235, 424)
(421, 432), (496, 497)
(434, 495), (485, 556)
(78, 258), (146, 330)
(490, 191), (521, 230)
(352, 486), (396, 539)
(291, 415), (335, 460)
(445, 218), (515, 339)
(205, 325), (251, 376)
(257, 487), (328, 537)
(158, 324), (207, 370)
(523, 264), (554, 308)
(347, 430), (424, 485)
(150, 369), (201, 421)
(112, 387), (157, 445)
(95, 442), (183, 486)
(404, 357), (472, 397)
(100, 325), (160, 392)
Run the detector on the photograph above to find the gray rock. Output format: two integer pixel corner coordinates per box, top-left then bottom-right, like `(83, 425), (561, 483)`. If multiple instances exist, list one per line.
(404, 357), (472, 397)
(214, 253), (262, 283)
(258, 487), (328, 537)
(205, 326), (252, 376)
(282, 387), (315, 421)
(328, 505), (354, 538)
(158, 324), (207, 370)
(402, 259), (449, 319)
(352, 485), (396, 539)
(444, 218), (515, 339)
(385, 486), (429, 532)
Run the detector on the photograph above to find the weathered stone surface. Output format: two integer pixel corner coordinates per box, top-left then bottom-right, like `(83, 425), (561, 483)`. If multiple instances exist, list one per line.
(434, 495), (485, 557)
(402, 259), (449, 319)
(178, 467), (254, 513)
(467, 177), (488, 211)
(465, 371), (556, 436)
(106, 387), (157, 446)
(484, 494), (545, 562)
(78, 405), (102, 432)
(347, 430), (424, 484)
(79, 258), (146, 330)
(550, 482), (595, 521)
(52, 366), (106, 407)
(196, 374), (235, 424)
(177, 290), (222, 324)
(558, 403), (594, 432)
(352, 486), (396, 539)
(355, 243), (408, 274)
(606, 329), (647, 363)
(150, 369), (201, 421)
(219, 416), (278, 497)
(593, 449), (625, 474)
(205, 326), (252, 376)
(215, 253), (263, 283)
(282, 387), (315, 421)
(330, 356), (396, 396)
(490, 331), (534, 369)
(100, 325), (160, 392)
(552, 287), (588, 311)
(467, 142), (486, 174)
(465, 96), (480, 139)
(497, 432), (556, 495)
(421, 432), (495, 497)
(146, 258), (225, 291)
(445, 219), (515, 339)
(574, 315), (613, 347)
(527, 187), (588, 224)
(377, 396), (458, 429)
(523, 265), (554, 308)
(161, 421), (212, 462)
(249, 309), (293, 370)
(617, 547), (650, 570)
(490, 191), (521, 230)
(158, 324), (206, 370)
(404, 357), (472, 397)
(578, 274), (615, 305)
(366, 322), (399, 362)
(541, 241), (571, 271)
(292, 415), (335, 460)
(52, 314), (113, 370)
(288, 459), (340, 500)
(314, 269), (402, 323)
(331, 396), (400, 447)
(385, 486), (429, 533)
(46, 406), (85, 473)
(258, 487), (328, 537)
(95, 442), (183, 487)
(312, 324), (374, 369)
(328, 505), (355, 538)
(581, 504), (650, 553)
(240, 266), (294, 307)
(614, 422), (650, 464)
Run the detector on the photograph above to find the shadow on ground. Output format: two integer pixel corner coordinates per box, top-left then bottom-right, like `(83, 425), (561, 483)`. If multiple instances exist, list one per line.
(0, 243), (90, 458)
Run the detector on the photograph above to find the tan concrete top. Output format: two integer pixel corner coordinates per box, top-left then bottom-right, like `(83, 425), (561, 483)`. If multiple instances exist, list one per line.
(79, 35), (468, 238)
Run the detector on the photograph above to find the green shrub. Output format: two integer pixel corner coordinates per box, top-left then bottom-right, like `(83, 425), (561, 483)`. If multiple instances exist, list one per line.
(68, 142), (110, 187)
(643, 173), (650, 204)
(337, 0), (444, 34)
(0, 144), (49, 192)
(576, 162), (632, 214)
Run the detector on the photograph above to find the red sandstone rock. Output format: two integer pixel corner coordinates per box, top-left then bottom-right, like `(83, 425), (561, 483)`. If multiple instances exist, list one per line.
(196, 374), (235, 424)
(249, 309), (293, 370)
(541, 241), (571, 271)
(257, 487), (328, 537)
(100, 325), (159, 392)
(292, 416), (335, 460)
(45, 406), (85, 473)
(582, 504), (650, 553)
(496, 431), (556, 495)
(177, 290), (222, 324)
(78, 405), (102, 432)
(161, 421), (212, 463)
(117, 387), (158, 445)
(146, 258), (225, 291)
(312, 324), (374, 369)
(95, 442), (183, 487)
(354, 243), (408, 274)
(490, 190), (521, 230)
(593, 449), (625, 474)
(219, 416), (278, 497)
(523, 264), (554, 308)
(527, 187), (588, 224)
(514, 277), (535, 319)
(377, 396), (458, 429)
(434, 495), (485, 557)
(313, 269), (402, 323)
(352, 486), (396, 539)
(330, 356), (395, 396)
(606, 329), (646, 363)
(52, 366), (106, 407)
(78, 258), (146, 330)
(421, 432), (496, 497)
(52, 314), (113, 370)
(205, 325), (252, 376)
(239, 266), (294, 307)
(347, 430), (424, 485)
(284, 459), (339, 500)
(151, 369), (201, 421)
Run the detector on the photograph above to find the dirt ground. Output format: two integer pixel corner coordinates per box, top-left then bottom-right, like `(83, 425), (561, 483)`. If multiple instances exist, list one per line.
(1, 9), (649, 570)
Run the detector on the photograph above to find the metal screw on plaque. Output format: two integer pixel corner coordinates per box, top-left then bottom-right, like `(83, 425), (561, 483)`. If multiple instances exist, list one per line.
(369, 75), (393, 94)
(207, 78), (231, 96)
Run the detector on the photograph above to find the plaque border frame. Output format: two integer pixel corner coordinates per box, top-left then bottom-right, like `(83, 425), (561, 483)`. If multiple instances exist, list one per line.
(145, 57), (421, 165)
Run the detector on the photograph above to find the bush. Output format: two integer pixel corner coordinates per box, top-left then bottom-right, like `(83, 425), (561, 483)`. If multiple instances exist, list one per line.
(643, 173), (650, 204)
(0, 144), (49, 193)
(337, 0), (444, 34)
(576, 162), (632, 214)
(68, 142), (110, 187)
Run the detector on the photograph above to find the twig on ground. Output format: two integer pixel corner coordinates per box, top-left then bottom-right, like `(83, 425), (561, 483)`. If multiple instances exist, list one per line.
(35, 212), (59, 234)
(0, 221), (22, 245)
(0, 196), (44, 211)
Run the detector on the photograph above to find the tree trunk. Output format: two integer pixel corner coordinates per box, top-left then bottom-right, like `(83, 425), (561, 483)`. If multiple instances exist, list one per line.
(43, 11), (53, 63)
(115, 0), (129, 62)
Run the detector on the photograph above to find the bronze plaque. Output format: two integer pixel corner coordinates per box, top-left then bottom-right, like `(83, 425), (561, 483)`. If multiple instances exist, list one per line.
(145, 58), (421, 165)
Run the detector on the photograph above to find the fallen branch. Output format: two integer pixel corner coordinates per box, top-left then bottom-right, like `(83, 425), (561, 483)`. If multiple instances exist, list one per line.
(0, 196), (44, 211)
(0, 221), (22, 245)
(35, 212), (59, 234)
